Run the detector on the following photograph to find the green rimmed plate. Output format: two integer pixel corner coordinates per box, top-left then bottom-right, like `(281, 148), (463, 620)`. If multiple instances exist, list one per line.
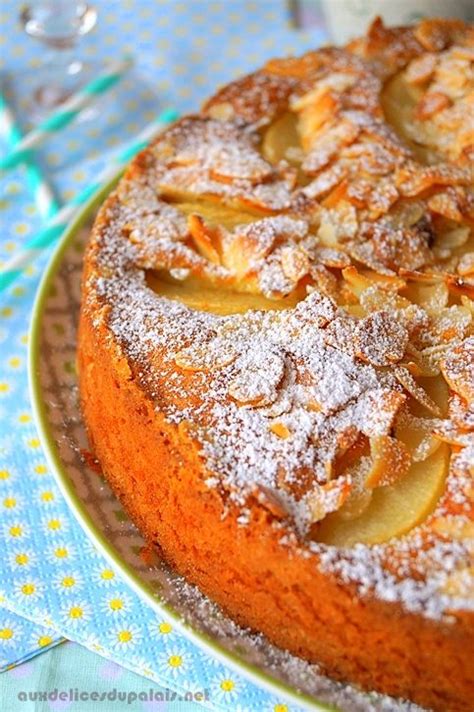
(28, 173), (403, 712)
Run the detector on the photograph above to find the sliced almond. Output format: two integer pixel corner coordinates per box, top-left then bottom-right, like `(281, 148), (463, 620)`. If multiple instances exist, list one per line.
(458, 253), (474, 277)
(342, 266), (405, 297)
(175, 341), (237, 372)
(404, 360), (424, 377)
(414, 19), (449, 51)
(445, 275), (474, 300)
(359, 285), (410, 314)
(396, 410), (444, 462)
(449, 393), (474, 433)
(399, 269), (444, 283)
(255, 485), (289, 520)
(415, 343), (452, 376)
(302, 165), (346, 200)
(433, 423), (473, 448)
(188, 214), (221, 264)
(355, 311), (409, 366)
(341, 266), (372, 296)
(269, 422), (291, 439)
(415, 92), (451, 120)
(324, 316), (358, 357)
(404, 280), (450, 311)
(293, 290), (337, 328)
(280, 245), (310, 283)
(309, 264), (339, 300)
(313, 246), (351, 269)
(430, 305), (472, 343)
(441, 338), (474, 401)
(411, 433), (442, 462)
(360, 389), (407, 437)
(307, 477), (352, 524)
(405, 53), (437, 85)
(228, 350), (285, 407)
(393, 366), (442, 416)
(396, 164), (470, 197)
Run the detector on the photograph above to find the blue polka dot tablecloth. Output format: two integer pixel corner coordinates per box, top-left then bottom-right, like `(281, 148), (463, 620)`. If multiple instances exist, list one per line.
(0, 1), (328, 710)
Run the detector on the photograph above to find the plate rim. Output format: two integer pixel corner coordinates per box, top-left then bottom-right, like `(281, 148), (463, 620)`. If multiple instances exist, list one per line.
(28, 170), (337, 712)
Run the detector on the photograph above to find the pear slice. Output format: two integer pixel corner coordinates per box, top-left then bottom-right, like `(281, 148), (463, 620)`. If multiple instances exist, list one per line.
(365, 436), (411, 489)
(147, 272), (304, 316)
(316, 444), (449, 547)
(261, 111), (301, 166)
(173, 200), (257, 229)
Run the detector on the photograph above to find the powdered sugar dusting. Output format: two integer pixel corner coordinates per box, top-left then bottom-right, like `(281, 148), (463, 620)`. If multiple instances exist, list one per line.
(82, 26), (474, 631)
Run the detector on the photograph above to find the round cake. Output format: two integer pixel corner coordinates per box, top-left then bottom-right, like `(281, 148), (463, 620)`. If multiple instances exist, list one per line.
(78, 17), (474, 711)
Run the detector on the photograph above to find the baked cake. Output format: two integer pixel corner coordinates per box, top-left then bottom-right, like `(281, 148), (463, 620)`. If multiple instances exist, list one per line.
(78, 18), (474, 711)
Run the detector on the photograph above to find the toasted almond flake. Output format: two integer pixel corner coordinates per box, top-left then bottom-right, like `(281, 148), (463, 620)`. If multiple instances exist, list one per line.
(448, 393), (474, 432)
(280, 245), (310, 283)
(307, 477), (352, 524)
(430, 305), (472, 342)
(175, 342), (237, 372)
(393, 366), (442, 416)
(445, 275), (474, 300)
(415, 92), (451, 120)
(429, 192), (463, 222)
(396, 164), (470, 197)
(411, 433), (442, 462)
(341, 266), (372, 296)
(293, 290), (337, 327)
(441, 337), (474, 401)
(356, 311), (409, 366)
(415, 343), (452, 376)
(433, 423), (472, 448)
(255, 485), (289, 519)
(414, 19), (449, 51)
(302, 165), (346, 200)
(323, 316), (357, 356)
(188, 214), (221, 264)
(269, 422), (291, 439)
(457, 253), (474, 277)
(309, 264), (339, 299)
(405, 53), (437, 84)
(313, 246), (351, 269)
(359, 285), (409, 314)
(360, 389), (407, 437)
(228, 350), (285, 406)
(399, 269), (444, 283)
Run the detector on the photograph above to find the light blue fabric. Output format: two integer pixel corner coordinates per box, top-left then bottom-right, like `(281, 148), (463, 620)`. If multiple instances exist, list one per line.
(1, 640), (205, 711)
(0, 609), (64, 672)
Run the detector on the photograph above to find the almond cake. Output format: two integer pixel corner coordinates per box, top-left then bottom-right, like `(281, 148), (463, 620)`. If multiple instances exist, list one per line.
(78, 18), (474, 711)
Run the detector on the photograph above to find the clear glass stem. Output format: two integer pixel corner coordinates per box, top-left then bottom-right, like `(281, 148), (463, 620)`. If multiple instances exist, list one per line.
(20, 0), (97, 113)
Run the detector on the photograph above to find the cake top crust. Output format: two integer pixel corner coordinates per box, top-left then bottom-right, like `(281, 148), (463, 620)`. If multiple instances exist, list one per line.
(82, 17), (474, 620)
